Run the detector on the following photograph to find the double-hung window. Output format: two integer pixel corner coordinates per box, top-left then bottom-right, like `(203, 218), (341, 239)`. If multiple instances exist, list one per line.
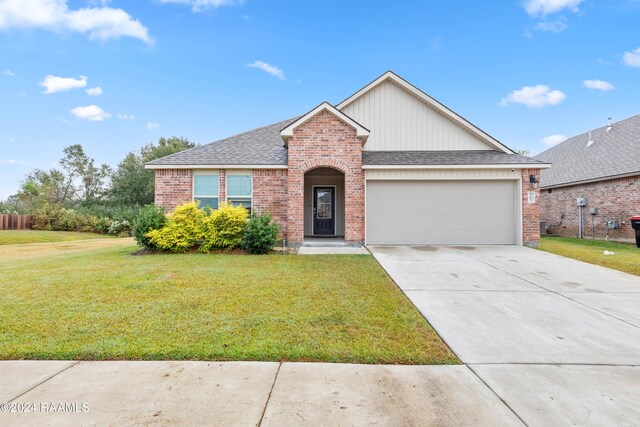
(226, 171), (252, 212)
(193, 172), (219, 209)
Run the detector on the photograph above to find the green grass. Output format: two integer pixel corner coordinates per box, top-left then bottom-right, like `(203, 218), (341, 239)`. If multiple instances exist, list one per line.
(0, 230), (112, 245)
(0, 239), (456, 365)
(538, 236), (640, 276)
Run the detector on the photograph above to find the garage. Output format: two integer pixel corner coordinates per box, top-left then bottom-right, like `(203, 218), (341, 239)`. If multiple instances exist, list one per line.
(365, 180), (518, 245)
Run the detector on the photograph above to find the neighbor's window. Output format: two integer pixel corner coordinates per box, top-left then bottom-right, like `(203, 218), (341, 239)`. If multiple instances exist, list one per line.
(227, 171), (252, 212)
(193, 172), (219, 209)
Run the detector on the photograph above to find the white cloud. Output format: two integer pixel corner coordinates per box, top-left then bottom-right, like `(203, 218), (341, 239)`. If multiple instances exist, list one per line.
(0, 0), (151, 44)
(524, 0), (584, 16)
(499, 84), (566, 108)
(70, 104), (111, 121)
(86, 86), (103, 96)
(0, 159), (26, 165)
(541, 134), (567, 146)
(146, 122), (160, 130)
(533, 19), (567, 33)
(622, 47), (640, 67)
(583, 79), (615, 91)
(158, 0), (244, 12)
(2, 69), (14, 76)
(39, 74), (87, 94)
(247, 61), (285, 80)
(117, 113), (135, 120)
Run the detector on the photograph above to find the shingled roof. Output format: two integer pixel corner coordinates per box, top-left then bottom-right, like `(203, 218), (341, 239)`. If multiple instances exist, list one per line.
(535, 115), (640, 188)
(145, 118), (296, 166)
(363, 150), (545, 166)
(146, 117), (547, 168)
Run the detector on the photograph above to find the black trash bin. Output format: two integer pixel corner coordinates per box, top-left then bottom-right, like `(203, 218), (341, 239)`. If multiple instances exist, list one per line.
(631, 216), (640, 248)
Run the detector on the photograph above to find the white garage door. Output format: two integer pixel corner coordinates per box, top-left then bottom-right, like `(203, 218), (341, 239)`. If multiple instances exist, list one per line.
(366, 180), (517, 245)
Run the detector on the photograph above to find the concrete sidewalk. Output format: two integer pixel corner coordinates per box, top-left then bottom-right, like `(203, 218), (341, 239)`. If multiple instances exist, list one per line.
(0, 361), (521, 426)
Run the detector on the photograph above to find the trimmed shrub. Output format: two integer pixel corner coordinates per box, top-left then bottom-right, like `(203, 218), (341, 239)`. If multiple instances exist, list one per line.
(132, 204), (166, 249)
(108, 220), (132, 237)
(76, 204), (139, 224)
(76, 214), (100, 233)
(200, 203), (249, 252)
(146, 202), (205, 253)
(33, 203), (78, 231)
(242, 213), (280, 254)
(95, 217), (113, 234)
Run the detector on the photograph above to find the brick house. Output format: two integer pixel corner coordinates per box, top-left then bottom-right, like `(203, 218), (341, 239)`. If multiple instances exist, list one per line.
(535, 115), (640, 241)
(146, 71), (548, 246)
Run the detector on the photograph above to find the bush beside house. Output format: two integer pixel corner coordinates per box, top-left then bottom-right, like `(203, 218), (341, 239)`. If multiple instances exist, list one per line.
(138, 201), (279, 254)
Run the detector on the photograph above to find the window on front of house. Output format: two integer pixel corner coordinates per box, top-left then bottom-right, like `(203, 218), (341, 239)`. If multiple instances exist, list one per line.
(226, 171), (252, 212)
(193, 172), (219, 209)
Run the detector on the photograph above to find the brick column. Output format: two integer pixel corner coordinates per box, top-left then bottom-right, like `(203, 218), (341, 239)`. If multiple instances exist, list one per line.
(522, 168), (542, 246)
(219, 169), (226, 203)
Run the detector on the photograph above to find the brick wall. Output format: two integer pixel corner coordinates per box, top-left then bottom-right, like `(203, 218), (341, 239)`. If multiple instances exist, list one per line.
(522, 168), (542, 246)
(252, 169), (288, 237)
(286, 110), (365, 244)
(540, 175), (640, 240)
(154, 169), (192, 211)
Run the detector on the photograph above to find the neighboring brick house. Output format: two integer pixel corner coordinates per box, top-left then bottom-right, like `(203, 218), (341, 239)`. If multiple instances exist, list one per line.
(146, 71), (548, 246)
(536, 115), (640, 241)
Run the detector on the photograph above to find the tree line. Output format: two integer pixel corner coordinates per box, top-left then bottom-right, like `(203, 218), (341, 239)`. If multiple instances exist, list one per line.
(0, 137), (196, 216)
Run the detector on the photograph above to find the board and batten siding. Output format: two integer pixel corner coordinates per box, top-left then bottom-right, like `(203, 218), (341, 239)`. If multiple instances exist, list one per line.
(365, 169), (522, 180)
(341, 80), (492, 152)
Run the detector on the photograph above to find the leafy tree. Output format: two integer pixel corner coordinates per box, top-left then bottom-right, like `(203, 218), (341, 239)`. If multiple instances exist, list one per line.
(109, 137), (197, 206)
(141, 137), (197, 163)
(0, 194), (25, 214)
(18, 168), (71, 209)
(60, 145), (111, 205)
(109, 152), (153, 206)
(516, 149), (531, 156)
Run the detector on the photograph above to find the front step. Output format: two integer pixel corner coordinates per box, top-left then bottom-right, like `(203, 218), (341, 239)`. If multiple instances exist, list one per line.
(301, 238), (362, 248)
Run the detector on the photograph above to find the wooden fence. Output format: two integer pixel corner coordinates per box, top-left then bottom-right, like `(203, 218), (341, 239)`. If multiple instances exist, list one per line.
(0, 214), (34, 230)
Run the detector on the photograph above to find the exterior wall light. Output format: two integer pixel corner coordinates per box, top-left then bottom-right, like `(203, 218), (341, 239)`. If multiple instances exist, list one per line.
(529, 174), (539, 189)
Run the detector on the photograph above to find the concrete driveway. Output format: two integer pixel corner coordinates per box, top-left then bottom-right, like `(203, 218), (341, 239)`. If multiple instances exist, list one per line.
(370, 245), (640, 426)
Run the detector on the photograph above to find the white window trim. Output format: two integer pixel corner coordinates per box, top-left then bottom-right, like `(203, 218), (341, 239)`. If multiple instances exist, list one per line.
(193, 170), (220, 208)
(225, 170), (253, 209)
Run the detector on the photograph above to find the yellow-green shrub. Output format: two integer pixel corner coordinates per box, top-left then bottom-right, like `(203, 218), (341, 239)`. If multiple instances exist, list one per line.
(200, 202), (248, 252)
(146, 202), (205, 253)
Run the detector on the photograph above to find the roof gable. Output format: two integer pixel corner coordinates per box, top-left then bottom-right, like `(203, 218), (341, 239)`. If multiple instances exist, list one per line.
(337, 71), (514, 154)
(535, 114), (640, 188)
(280, 102), (370, 144)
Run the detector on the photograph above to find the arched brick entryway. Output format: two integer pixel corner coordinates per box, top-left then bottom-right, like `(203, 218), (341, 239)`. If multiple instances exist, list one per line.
(285, 111), (365, 245)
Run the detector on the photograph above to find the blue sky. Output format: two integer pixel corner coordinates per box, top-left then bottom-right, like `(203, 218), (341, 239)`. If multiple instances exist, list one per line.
(0, 0), (639, 199)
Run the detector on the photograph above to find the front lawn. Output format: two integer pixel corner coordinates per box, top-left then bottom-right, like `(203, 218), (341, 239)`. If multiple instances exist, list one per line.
(538, 236), (640, 276)
(0, 239), (456, 365)
(0, 230), (112, 245)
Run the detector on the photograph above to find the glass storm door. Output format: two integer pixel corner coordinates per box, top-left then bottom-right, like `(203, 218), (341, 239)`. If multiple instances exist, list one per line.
(313, 187), (335, 235)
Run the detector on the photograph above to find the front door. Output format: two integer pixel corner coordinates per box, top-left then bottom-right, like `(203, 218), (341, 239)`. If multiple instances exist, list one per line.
(313, 187), (335, 235)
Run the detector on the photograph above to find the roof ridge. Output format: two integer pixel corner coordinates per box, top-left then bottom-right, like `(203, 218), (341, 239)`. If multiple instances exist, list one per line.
(537, 113), (640, 158)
